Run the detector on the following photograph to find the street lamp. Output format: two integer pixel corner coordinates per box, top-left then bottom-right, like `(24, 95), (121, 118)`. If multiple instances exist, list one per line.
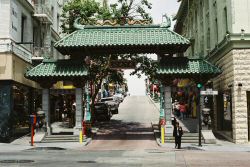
(197, 83), (203, 147)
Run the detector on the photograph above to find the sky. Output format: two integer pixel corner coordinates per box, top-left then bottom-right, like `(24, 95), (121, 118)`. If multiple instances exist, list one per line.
(109, 0), (180, 95)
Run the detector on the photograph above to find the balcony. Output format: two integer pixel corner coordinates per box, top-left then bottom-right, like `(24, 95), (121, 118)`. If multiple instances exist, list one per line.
(32, 47), (51, 63)
(0, 39), (32, 63)
(33, 4), (53, 24)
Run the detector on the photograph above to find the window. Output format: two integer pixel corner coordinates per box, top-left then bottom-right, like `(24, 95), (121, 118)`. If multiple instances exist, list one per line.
(205, 0), (209, 11)
(21, 15), (27, 42)
(57, 14), (60, 32)
(215, 18), (218, 44)
(224, 7), (228, 34)
(51, 6), (54, 19)
(207, 28), (210, 50)
(217, 90), (232, 135)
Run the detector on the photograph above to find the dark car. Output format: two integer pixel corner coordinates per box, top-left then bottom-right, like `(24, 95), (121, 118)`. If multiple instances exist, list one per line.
(94, 102), (112, 121)
(100, 97), (119, 115)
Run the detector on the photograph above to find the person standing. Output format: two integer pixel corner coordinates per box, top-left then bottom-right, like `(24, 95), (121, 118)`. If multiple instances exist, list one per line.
(173, 122), (183, 149)
(173, 120), (178, 148)
(179, 102), (186, 120)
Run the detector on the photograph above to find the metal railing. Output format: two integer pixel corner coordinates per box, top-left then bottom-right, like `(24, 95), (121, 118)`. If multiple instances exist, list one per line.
(0, 42), (32, 63)
(33, 4), (53, 22)
(33, 46), (51, 59)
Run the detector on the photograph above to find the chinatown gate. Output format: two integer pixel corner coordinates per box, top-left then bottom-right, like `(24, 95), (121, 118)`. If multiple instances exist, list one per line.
(25, 20), (221, 140)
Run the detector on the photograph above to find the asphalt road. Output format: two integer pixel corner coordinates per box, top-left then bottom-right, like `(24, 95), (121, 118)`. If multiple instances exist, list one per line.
(1, 96), (250, 167)
(85, 95), (160, 151)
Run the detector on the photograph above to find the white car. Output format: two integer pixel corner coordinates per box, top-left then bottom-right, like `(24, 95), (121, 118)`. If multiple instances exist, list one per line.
(113, 93), (124, 103)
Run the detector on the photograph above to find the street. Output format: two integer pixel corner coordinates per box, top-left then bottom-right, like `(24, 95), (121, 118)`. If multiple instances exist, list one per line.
(1, 96), (250, 167)
(85, 96), (159, 151)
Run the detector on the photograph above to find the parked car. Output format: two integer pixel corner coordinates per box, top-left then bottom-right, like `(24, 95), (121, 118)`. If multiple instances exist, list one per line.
(100, 97), (119, 115)
(113, 93), (124, 103)
(94, 102), (112, 121)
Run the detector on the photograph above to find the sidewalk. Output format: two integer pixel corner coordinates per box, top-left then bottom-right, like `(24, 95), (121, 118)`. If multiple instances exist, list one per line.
(4, 122), (92, 152)
(148, 95), (250, 152)
(149, 96), (197, 133)
(2, 133), (92, 152)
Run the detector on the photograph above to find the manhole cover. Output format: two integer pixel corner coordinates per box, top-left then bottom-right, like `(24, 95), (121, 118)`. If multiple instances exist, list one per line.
(182, 146), (204, 151)
(78, 160), (96, 164)
(148, 151), (165, 153)
(0, 160), (34, 164)
(27, 147), (66, 151)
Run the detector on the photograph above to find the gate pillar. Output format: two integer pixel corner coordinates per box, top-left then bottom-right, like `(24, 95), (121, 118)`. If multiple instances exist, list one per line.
(163, 85), (173, 140)
(74, 87), (83, 135)
(42, 88), (51, 135)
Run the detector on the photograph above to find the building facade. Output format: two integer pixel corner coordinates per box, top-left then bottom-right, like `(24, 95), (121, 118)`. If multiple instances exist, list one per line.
(0, 0), (65, 141)
(175, 0), (250, 143)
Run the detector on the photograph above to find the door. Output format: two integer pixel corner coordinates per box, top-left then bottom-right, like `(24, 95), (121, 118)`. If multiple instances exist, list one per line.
(247, 92), (250, 141)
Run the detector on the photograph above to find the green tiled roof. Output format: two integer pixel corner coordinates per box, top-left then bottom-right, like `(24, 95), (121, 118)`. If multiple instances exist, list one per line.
(54, 25), (190, 55)
(25, 60), (88, 80)
(157, 57), (221, 75)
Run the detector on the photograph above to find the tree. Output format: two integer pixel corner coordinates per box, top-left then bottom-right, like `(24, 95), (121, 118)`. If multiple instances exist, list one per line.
(61, 0), (156, 122)
(109, 0), (152, 24)
(61, 0), (153, 33)
(61, 0), (101, 33)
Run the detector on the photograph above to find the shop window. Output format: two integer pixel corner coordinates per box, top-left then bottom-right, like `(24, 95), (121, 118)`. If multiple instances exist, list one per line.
(0, 84), (11, 115)
(12, 84), (31, 131)
(0, 83), (12, 140)
(217, 90), (232, 132)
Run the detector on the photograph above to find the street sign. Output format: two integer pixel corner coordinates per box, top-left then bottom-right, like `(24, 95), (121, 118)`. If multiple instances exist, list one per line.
(200, 89), (218, 95)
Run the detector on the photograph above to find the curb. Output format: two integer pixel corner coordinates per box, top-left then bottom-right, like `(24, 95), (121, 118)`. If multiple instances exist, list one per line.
(84, 138), (92, 146)
(147, 96), (160, 113)
(151, 121), (162, 147)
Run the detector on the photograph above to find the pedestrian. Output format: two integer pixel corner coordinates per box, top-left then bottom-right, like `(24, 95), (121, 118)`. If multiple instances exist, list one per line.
(179, 102), (186, 120)
(173, 122), (183, 149)
(173, 100), (180, 117)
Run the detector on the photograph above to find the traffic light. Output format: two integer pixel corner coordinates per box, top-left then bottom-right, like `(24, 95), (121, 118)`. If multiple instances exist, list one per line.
(197, 83), (203, 89)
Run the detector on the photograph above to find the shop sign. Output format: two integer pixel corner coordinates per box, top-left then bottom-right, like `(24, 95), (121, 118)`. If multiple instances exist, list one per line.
(200, 89), (218, 95)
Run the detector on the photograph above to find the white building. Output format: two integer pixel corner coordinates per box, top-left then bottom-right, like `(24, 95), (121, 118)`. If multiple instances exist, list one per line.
(0, 0), (66, 141)
(175, 0), (250, 143)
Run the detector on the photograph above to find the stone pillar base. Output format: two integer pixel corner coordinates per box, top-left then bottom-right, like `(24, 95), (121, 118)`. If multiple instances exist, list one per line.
(47, 126), (52, 135)
(74, 127), (82, 135)
(165, 124), (173, 140)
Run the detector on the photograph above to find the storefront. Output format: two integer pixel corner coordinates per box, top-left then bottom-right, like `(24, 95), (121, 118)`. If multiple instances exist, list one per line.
(216, 89), (233, 139)
(0, 80), (41, 142)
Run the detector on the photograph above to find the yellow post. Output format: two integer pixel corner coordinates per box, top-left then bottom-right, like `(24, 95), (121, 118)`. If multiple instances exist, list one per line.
(161, 126), (165, 144)
(79, 130), (83, 144)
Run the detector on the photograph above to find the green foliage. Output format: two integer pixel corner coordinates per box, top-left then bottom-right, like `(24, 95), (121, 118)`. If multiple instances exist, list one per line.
(109, 0), (152, 24)
(61, 0), (152, 33)
(61, 0), (101, 33)
(120, 54), (158, 79)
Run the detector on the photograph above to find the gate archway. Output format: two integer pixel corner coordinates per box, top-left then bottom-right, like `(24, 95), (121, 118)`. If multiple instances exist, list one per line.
(25, 21), (221, 141)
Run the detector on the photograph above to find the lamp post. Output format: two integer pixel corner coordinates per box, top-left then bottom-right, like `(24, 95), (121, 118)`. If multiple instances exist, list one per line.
(197, 83), (202, 147)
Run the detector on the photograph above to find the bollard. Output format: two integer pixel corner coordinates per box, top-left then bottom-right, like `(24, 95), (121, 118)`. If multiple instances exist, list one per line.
(79, 130), (83, 144)
(161, 126), (165, 144)
(159, 118), (166, 144)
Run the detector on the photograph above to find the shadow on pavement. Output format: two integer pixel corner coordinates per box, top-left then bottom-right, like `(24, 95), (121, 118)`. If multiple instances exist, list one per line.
(93, 120), (155, 141)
